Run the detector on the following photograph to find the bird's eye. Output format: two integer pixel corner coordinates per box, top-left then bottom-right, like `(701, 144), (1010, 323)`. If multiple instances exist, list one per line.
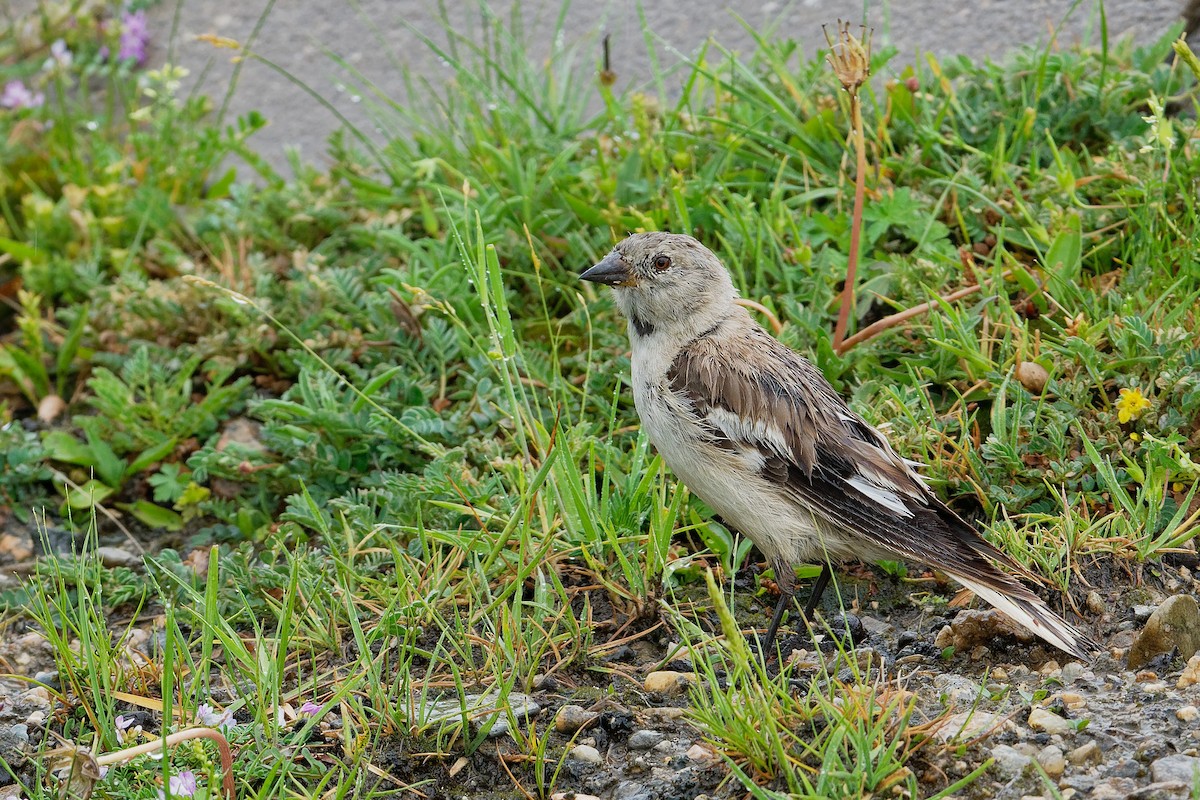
(653, 254), (672, 272)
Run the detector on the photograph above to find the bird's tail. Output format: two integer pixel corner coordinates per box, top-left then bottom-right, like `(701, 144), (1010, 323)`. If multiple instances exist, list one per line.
(949, 571), (1098, 661)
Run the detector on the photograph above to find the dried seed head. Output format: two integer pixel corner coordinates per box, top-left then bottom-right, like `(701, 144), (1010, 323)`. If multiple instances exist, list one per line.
(825, 21), (871, 94)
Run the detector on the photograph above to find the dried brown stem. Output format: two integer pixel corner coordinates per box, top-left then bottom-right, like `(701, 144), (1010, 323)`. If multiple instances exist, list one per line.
(95, 727), (235, 799)
(834, 280), (1001, 355)
(833, 94), (868, 349)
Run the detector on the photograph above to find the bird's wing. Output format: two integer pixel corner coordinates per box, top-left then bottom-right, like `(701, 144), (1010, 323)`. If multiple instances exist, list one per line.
(665, 319), (1096, 659)
(667, 324), (1011, 571)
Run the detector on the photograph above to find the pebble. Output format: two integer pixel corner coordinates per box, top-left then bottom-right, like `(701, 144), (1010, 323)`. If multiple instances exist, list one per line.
(1128, 594), (1200, 669)
(613, 780), (652, 800)
(554, 704), (598, 734)
(1015, 360), (1049, 393)
(1132, 604), (1157, 622)
(1150, 754), (1200, 784)
(1067, 741), (1103, 767)
(932, 674), (983, 705)
(1178, 654), (1200, 688)
(627, 730), (665, 750)
(422, 692), (540, 738)
(1057, 691), (1086, 710)
(686, 743), (717, 762)
(1037, 744), (1066, 778)
(990, 744), (1033, 778)
(1177, 705), (1199, 723)
(569, 744), (602, 764)
(95, 546), (140, 568)
(643, 671), (694, 694)
(1039, 659), (1062, 676)
(1086, 591), (1106, 615)
(1060, 661), (1087, 683)
(532, 673), (557, 692)
(829, 613), (866, 643)
(552, 794), (600, 800)
(935, 711), (1005, 743)
(1028, 706), (1077, 736)
(935, 609), (1033, 652)
(1090, 777), (1137, 799)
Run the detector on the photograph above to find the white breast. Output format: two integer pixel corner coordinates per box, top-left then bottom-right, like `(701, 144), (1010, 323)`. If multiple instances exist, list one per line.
(630, 339), (858, 566)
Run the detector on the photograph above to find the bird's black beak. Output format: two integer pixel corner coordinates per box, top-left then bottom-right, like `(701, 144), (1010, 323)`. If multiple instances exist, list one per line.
(580, 251), (636, 286)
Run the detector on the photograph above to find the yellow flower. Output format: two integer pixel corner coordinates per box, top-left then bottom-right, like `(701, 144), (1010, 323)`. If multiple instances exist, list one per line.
(1116, 387), (1151, 424)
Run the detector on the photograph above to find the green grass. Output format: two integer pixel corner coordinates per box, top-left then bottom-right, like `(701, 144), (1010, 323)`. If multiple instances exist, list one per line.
(1, 1), (1199, 798)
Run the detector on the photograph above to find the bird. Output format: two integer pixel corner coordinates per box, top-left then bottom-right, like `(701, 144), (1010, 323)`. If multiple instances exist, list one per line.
(580, 231), (1097, 660)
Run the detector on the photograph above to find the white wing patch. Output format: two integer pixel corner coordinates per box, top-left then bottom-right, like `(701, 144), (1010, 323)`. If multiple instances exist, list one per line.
(704, 407), (792, 456)
(846, 476), (915, 518)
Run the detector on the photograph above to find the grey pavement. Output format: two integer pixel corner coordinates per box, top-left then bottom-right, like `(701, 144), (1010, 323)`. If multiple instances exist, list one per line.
(144, 1), (1185, 173)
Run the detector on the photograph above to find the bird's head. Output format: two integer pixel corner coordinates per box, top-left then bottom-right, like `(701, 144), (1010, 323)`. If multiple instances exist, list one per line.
(580, 232), (738, 339)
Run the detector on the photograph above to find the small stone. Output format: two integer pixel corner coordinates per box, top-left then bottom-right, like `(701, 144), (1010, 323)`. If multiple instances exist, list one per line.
(937, 609), (1034, 653)
(1090, 777), (1138, 800)
(95, 546), (139, 569)
(569, 744), (602, 764)
(991, 744), (1033, 778)
(936, 711), (1006, 743)
(1067, 741), (1103, 767)
(1132, 604), (1157, 622)
(423, 691), (539, 738)
(829, 613), (866, 643)
(860, 615), (892, 636)
(1177, 654), (1200, 688)
(1135, 670), (1159, 682)
(532, 673), (556, 692)
(1016, 360), (1049, 394)
(991, 667), (1008, 680)
(37, 394), (66, 423)
(1037, 745), (1066, 778)
(1086, 591), (1106, 615)
(1150, 754), (1200, 784)
(1028, 706), (1077, 736)
(642, 706), (687, 723)
(552, 794), (600, 800)
(643, 670), (694, 694)
(1057, 691), (1086, 710)
(686, 743), (716, 762)
(1039, 659), (1062, 676)
(1128, 594), (1200, 669)
(1061, 661), (1086, 683)
(627, 730), (665, 750)
(1176, 705), (1199, 723)
(25, 710), (45, 727)
(612, 781), (652, 800)
(554, 704), (598, 734)
(0, 533), (33, 562)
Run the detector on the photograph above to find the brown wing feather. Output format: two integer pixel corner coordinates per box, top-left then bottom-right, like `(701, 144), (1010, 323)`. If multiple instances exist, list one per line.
(666, 321), (1025, 576)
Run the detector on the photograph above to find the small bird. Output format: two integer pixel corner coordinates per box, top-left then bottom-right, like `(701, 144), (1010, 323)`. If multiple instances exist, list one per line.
(581, 231), (1096, 660)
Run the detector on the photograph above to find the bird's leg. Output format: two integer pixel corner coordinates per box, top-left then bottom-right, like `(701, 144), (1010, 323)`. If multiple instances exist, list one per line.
(802, 563), (833, 620)
(758, 558), (796, 657)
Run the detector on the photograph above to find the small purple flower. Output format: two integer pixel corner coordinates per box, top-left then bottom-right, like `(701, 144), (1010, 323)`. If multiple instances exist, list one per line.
(115, 714), (135, 731)
(1, 80), (44, 110)
(157, 770), (197, 798)
(299, 700), (322, 716)
(195, 702), (235, 729)
(118, 8), (149, 64)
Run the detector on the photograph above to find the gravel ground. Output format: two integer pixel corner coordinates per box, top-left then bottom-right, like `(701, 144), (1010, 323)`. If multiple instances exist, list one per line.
(3, 538), (1200, 798)
(143, 0), (1186, 173)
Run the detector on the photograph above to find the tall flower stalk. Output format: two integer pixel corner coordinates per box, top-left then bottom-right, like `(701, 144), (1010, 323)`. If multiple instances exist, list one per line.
(826, 22), (871, 353)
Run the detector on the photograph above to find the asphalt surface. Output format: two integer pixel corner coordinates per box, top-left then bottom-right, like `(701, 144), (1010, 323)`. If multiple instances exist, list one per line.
(145, 0), (1185, 173)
